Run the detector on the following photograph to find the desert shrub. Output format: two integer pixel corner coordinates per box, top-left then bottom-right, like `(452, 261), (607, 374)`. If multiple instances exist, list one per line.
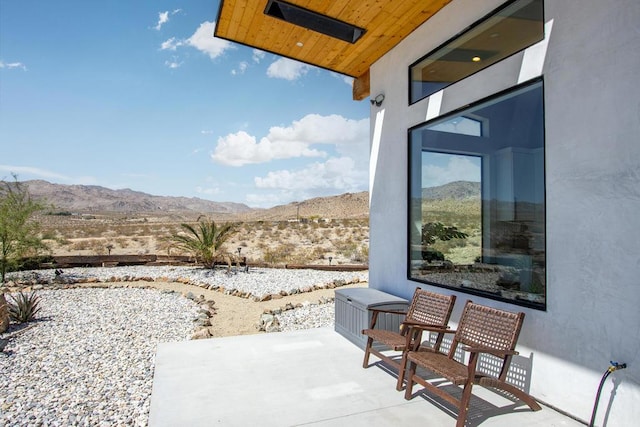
(350, 247), (369, 264)
(115, 237), (129, 248)
(70, 240), (91, 251)
(422, 248), (445, 262)
(8, 291), (42, 323)
(12, 255), (55, 272)
(47, 211), (73, 216)
(311, 246), (327, 260)
(262, 243), (296, 264)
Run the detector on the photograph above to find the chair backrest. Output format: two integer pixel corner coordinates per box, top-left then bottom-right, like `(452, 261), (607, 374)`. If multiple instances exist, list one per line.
(449, 300), (525, 361)
(406, 288), (456, 327)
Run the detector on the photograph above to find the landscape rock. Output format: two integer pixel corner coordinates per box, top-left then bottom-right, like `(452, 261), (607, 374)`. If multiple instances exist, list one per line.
(0, 294), (8, 334)
(191, 328), (212, 340)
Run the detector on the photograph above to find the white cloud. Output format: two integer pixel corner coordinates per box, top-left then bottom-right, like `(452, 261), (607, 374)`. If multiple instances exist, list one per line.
(231, 61), (248, 75)
(268, 114), (368, 146)
(255, 157), (365, 191)
(252, 49), (266, 63)
(155, 11), (169, 31)
(266, 58), (310, 80)
(211, 130), (326, 167)
(211, 114), (368, 167)
(0, 61), (27, 71)
(0, 165), (96, 185)
(247, 157), (368, 207)
(187, 21), (234, 59)
(421, 154), (481, 187)
(0, 165), (71, 181)
(330, 71), (353, 86)
(160, 37), (182, 51)
(164, 59), (183, 69)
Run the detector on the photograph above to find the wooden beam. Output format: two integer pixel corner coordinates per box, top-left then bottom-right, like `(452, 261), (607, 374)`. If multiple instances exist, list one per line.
(352, 69), (370, 101)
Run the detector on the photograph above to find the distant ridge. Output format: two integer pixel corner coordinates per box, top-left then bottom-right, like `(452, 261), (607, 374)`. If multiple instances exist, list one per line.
(237, 192), (369, 221)
(422, 181), (480, 200)
(23, 180), (252, 215)
(19, 180), (369, 220)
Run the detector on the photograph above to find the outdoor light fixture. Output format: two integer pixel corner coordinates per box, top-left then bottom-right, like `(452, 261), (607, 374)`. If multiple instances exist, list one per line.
(370, 93), (385, 106)
(265, 0), (365, 44)
(237, 247), (242, 256)
(328, 256), (333, 266)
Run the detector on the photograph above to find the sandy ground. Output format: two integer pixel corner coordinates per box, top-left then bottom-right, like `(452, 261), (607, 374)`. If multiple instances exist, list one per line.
(97, 280), (368, 338)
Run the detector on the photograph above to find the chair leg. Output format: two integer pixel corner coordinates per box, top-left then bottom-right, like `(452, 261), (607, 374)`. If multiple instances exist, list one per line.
(493, 381), (542, 411)
(456, 380), (474, 427)
(404, 361), (417, 400)
(362, 337), (374, 368)
(396, 351), (408, 391)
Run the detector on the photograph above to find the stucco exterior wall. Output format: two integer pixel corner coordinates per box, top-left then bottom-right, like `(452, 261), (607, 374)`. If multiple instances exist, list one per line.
(368, 0), (640, 424)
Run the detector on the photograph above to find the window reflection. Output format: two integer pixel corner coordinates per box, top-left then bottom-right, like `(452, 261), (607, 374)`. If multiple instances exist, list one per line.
(408, 80), (545, 309)
(410, 0), (544, 104)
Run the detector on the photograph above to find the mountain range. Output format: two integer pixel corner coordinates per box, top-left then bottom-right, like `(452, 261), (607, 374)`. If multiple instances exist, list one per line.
(21, 180), (369, 220)
(422, 180), (480, 200)
(18, 180), (477, 220)
(23, 180), (251, 215)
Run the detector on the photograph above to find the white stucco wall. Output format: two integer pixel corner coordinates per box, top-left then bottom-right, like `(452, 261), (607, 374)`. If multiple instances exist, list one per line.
(368, 0), (640, 424)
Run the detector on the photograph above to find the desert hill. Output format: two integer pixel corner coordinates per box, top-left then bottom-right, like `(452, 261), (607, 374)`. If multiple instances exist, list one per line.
(19, 180), (476, 222)
(24, 180), (251, 215)
(422, 181), (480, 200)
(236, 192), (369, 221)
(21, 180), (369, 221)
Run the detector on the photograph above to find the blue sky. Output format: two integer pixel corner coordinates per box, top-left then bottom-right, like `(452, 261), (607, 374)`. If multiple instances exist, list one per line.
(0, 1), (370, 208)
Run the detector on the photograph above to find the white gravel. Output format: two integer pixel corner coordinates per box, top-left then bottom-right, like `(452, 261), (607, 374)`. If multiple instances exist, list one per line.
(7, 265), (367, 299)
(0, 266), (367, 426)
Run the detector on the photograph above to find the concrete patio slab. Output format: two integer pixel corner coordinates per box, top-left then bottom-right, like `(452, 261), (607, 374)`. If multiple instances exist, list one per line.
(149, 328), (583, 426)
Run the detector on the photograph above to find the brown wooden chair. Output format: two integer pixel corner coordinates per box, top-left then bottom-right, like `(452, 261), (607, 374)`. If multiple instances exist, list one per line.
(404, 300), (541, 427)
(362, 288), (456, 391)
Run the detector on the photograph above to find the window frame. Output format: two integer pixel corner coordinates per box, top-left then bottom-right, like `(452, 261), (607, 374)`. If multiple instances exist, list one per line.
(406, 78), (547, 310)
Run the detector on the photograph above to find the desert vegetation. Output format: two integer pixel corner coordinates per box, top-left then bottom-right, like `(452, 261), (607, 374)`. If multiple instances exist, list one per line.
(36, 212), (370, 266)
(421, 198), (481, 265)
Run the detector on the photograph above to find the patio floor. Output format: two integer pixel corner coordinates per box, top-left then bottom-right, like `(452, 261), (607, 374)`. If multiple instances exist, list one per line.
(149, 327), (583, 426)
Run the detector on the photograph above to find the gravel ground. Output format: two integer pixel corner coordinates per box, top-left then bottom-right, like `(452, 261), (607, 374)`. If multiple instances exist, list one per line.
(6, 266), (367, 299)
(0, 266), (367, 426)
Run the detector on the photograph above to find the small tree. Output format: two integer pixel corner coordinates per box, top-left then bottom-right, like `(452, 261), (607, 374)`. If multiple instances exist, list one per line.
(421, 222), (468, 245)
(170, 217), (238, 268)
(0, 175), (47, 283)
(421, 222), (468, 262)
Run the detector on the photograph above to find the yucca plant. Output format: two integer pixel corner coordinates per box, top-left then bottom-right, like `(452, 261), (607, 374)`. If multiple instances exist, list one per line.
(8, 291), (42, 323)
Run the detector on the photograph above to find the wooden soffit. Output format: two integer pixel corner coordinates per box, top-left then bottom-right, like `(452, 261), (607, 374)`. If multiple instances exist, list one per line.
(214, 0), (453, 100)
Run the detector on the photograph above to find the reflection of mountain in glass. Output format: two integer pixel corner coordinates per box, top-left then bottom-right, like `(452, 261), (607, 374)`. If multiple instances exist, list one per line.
(422, 181), (481, 200)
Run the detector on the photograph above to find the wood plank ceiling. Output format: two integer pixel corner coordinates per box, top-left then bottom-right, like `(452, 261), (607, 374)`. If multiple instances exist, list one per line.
(214, 0), (453, 100)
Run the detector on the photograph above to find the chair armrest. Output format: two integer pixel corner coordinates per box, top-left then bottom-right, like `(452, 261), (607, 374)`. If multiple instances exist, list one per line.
(403, 321), (455, 334)
(462, 346), (519, 357)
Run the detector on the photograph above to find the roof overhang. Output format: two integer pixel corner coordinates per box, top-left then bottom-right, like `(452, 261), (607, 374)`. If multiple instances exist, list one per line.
(214, 0), (453, 100)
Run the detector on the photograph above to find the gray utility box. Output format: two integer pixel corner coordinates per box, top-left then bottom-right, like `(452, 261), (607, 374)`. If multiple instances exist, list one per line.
(335, 288), (409, 350)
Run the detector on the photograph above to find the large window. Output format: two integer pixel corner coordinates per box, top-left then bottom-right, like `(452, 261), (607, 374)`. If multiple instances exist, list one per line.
(409, 0), (544, 104)
(408, 80), (545, 309)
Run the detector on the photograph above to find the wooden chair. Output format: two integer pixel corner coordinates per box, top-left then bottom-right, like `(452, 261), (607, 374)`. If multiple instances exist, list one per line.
(362, 288), (456, 390)
(404, 300), (541, 427)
